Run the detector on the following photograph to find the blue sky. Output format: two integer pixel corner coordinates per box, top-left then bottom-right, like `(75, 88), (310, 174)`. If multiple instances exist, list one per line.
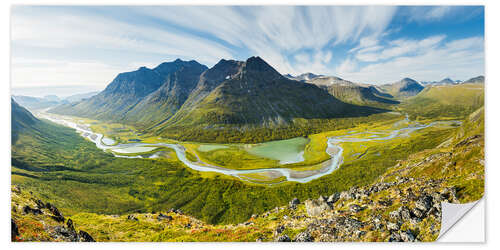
(11, 5), (484, 96)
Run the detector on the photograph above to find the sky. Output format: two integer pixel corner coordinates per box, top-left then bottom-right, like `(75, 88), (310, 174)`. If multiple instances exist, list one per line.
(11, 5), (484, 97)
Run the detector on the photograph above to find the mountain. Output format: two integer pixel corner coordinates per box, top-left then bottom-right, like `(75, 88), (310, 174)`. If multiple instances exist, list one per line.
(304, 76), (399, 105)
(12, 95), (62, 111)
(380, 78), (424, 98)
(462, 75), (484, 84)
(285, 72), (323, 82)
(11, 99), (39, 135)
(153, 56), (385, 137)
(64, 91), (99, 103)
(420, 78), (462, 86)
(50, 59), (208, 127)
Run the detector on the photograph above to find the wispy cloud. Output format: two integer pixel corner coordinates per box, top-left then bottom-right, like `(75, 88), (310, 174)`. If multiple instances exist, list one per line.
(10, 6), (484, 92)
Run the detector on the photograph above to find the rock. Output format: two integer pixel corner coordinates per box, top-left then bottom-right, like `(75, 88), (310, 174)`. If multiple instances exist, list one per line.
(12, 185), (22, 194)
(327, 193), (340, 205)
(23, 205), (43, 215)
(415, 195), (433, 212)
(389, 210), (401, 221)
(412, 208), (424, 218)
(305, 199), (330, 217)
(399, 206), (411, 221)
(388, 232), (402, 242)
(409, 217), (421, 225)
(349, 204), (362, 213)
(277, 235), (291, 242)
(344, 217), (363, 232)
(251, 214), (258, 219)
(294, 231), (313, 242)
(78, 230), (95, 242)
(127, 215), (138, 221)
(46, 203), (64, 222)
(406, 188), (418, 201)
(386, 222), (400, 231)
(400, 230), (416, 242)
(157, 213), (173, 221)
(185, 223), (191, 229)
(428, 207), (441, 218)
(378, 199), (393, 207)
(66, 218), (75, 233)
(355, 230), (366, 238)
(11, 219), (19, 241)
(441, 187), (459, 203)
(275, 225), (285, 235)
(35, 199), (45, 209)
(53, 225), (78, 241)
(289, 198), (300, 209)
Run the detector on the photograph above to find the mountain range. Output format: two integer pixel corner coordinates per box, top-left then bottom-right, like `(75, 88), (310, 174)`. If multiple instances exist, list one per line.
(50, 57), (386, 140)
(379, 78), (425, 98)
(13, 91), (99, 111)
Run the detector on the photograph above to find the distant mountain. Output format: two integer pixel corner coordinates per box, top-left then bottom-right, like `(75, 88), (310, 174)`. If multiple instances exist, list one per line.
(50, 59), (209, 127)
(304, 76), (399, 105)
(64, 91), (99, 103)
(12, 95), (61, 111)
(462, 76), (484, 84)
(421, 78), (462, 86)
(285, 72), (324, 82)
(380, 78), (424, 98)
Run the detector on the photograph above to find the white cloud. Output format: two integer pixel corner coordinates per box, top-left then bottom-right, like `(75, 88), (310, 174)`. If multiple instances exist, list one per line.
(339, 36), (484, 84)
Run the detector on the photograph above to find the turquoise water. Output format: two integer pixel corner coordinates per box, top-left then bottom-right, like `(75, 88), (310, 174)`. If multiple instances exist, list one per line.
(246, 137), (310, 164)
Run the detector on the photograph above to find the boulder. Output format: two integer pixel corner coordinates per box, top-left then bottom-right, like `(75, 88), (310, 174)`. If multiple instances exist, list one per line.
(11, 219), (19, 241)
(327, 193), (340, 205)
(294, 231), (313, 242)
(277, 235), (291, 242)
(412, 208), (424, 218)
(398, 206), (411, 221)
(289, 198), (300, 209)
(127, 215), (138, 221)
(415, 195), (433, 212)
(389, 210), (401, 221)
(400, 230), (416, 242)
(305, 199), (330, 217)
(23, 205), (43, 215)
(386, 222), (400, 231)
(157, 213), (173, 221)
(78, 230), (95, 242)
(46, 203), (64, 222)
(349, 204), (362, 213)
(388, 232), (402, 242)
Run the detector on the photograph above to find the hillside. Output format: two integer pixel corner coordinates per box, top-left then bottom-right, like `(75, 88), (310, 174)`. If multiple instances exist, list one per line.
(400, 82), (484, 120)
(49, 59), (208, 127)
(12, 106), (483, 242)
(12, 95), (62, 111)
(305, 76), (399, 106)
(380, 78), (424, 98)
(463, 75), (484, 84)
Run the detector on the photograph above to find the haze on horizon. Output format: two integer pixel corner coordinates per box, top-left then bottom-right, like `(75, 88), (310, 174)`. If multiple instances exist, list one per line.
(11, 5), (484, 97)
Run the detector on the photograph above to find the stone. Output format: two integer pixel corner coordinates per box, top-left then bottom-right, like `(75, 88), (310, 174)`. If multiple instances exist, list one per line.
(388, 232), (402, 242)
(294, 231), (313, 242)
(400, 230), (416, 242)
(11, 219), (19, 241)
(127, 214), (138, 221)
(386, 222), (400, 231)
(349, 204), (362, 213)
(35, 199), (45, 209)
(289, 198), (300, 209)
(389, 210), (401, 221)
(275, 225), (285, 235)
(305, 199), (330, 217)
(46, 203), (64, 222)
(399, 206), (412, 221)
(415, 195), (433, 212)
(23, 205), (43, 215)
(157, 213), (173, 221)
(412, 208), (424, 218)
(277, 235), (291, 242)
(327, 193), (340, 205)
(78, 230), (95, 242)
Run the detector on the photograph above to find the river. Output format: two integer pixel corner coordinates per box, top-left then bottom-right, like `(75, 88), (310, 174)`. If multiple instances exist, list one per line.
(36, 112), (460, 184)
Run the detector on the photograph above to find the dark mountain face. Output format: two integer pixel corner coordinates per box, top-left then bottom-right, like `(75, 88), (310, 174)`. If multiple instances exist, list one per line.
(381, 78), (424, 98)
(155, 56), (384, 132)
(49, 59), (208, 125)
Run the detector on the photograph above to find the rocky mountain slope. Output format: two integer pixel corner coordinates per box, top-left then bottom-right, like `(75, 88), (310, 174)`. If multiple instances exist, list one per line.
(463, 75), (484, 84)
(304, 76), (399, 106)
(380, 78), (424, 98)
(50, 59), (208, 127)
